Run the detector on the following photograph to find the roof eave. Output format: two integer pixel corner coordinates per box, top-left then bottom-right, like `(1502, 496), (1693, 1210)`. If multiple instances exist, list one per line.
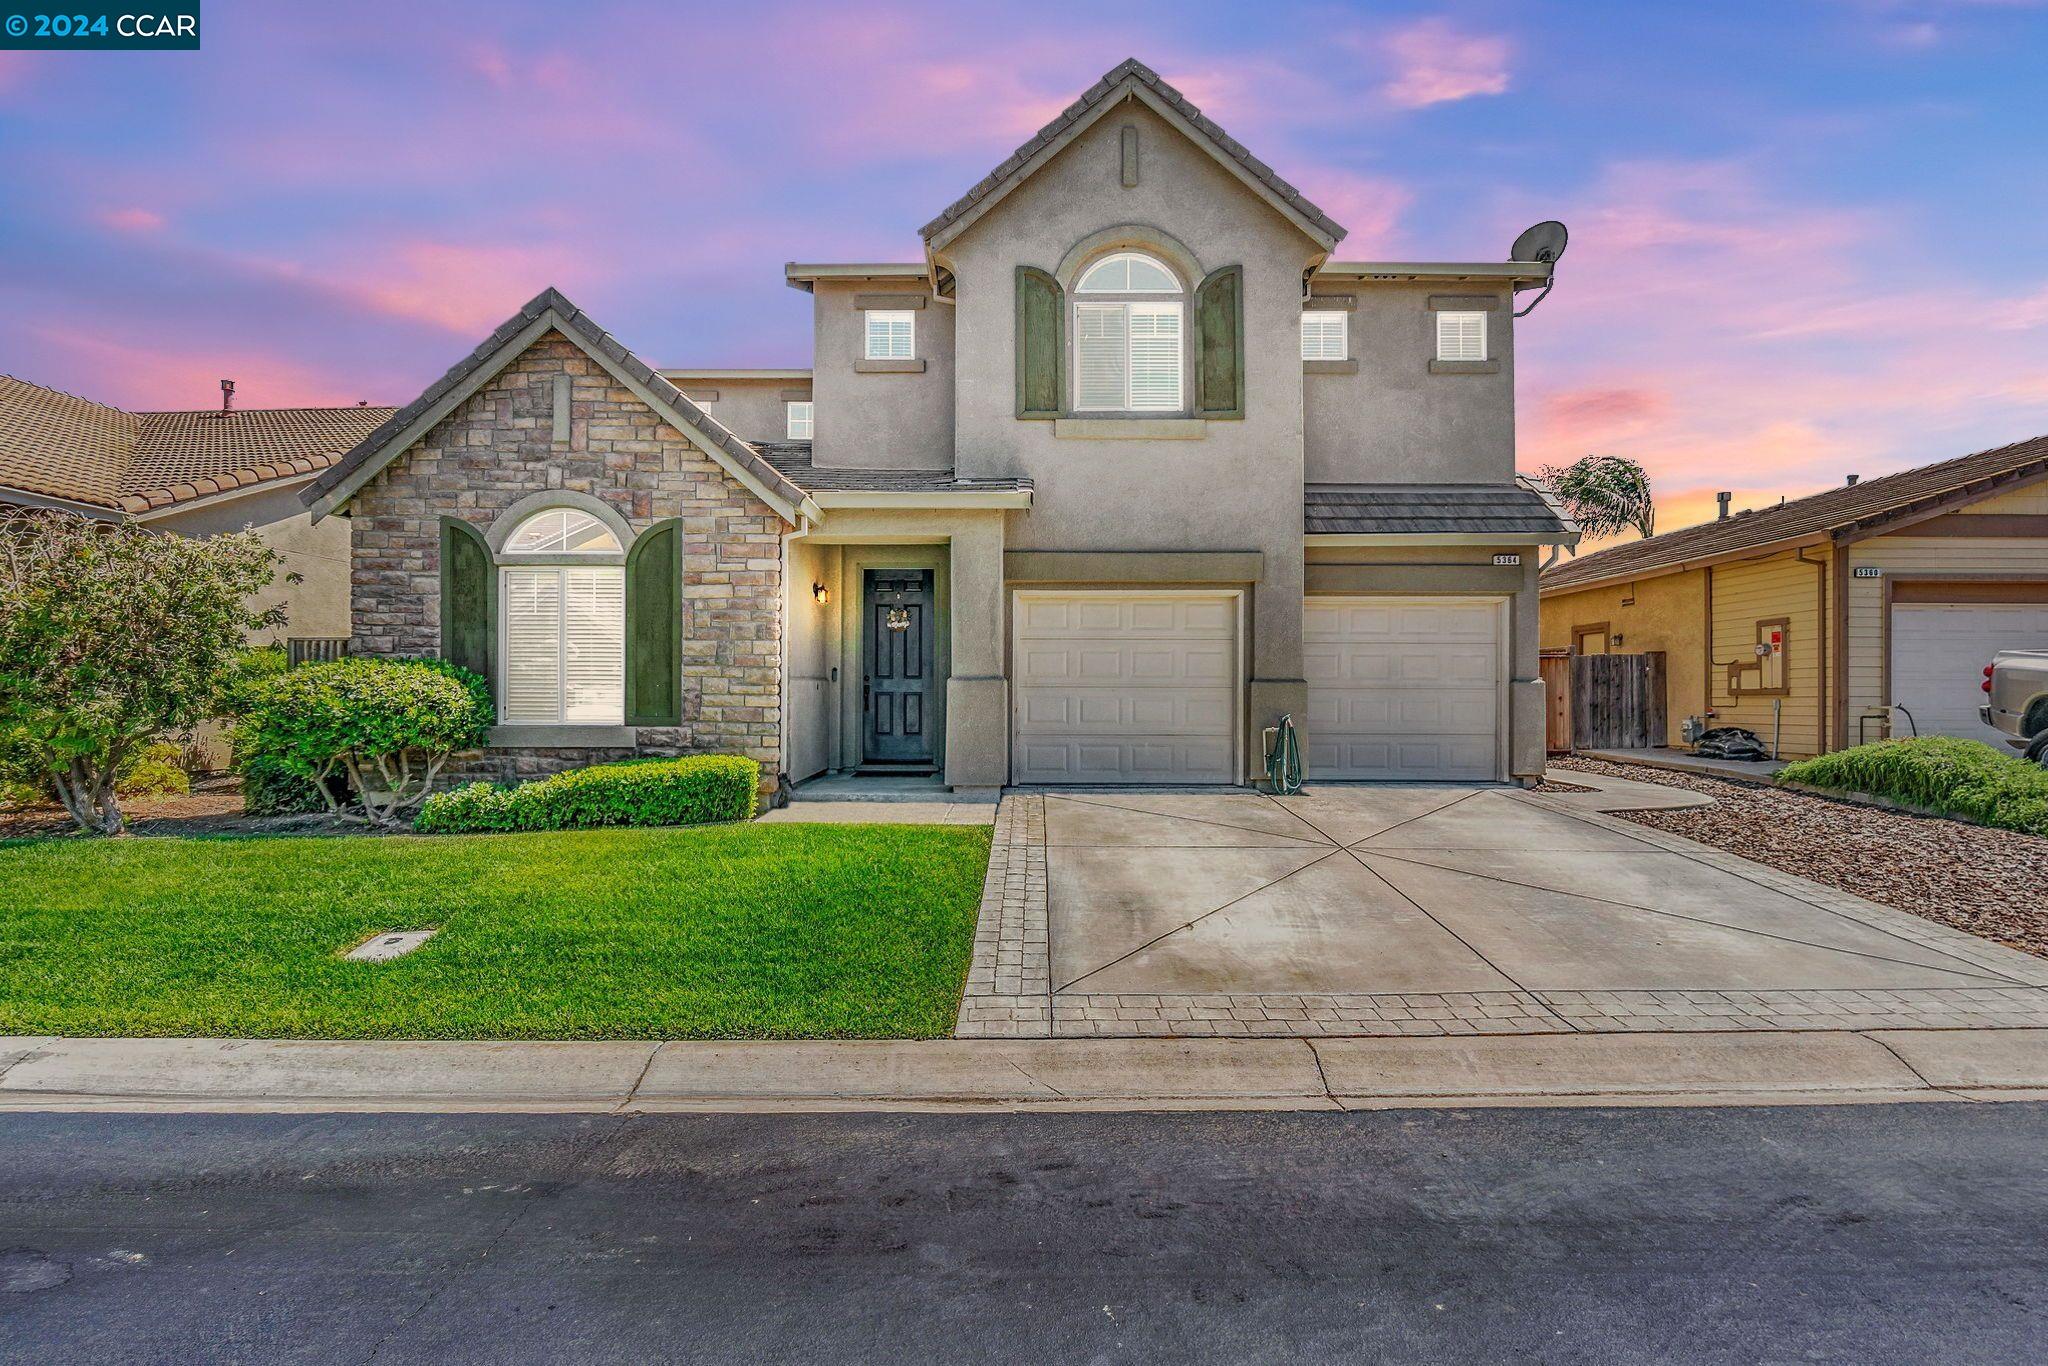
(1307, 530), (1579, 547)
(1538, 529), (1833, 596)
(812, 489), (1033, 510)
(1318, 261), (1553, 284)
(783, 263), (929, 293)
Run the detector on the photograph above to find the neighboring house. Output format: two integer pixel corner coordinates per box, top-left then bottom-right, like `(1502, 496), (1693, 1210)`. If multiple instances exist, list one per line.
(306, 59), (1576, 794)
(1539, 433), (2048, 756)
(0, 373), (392, 654)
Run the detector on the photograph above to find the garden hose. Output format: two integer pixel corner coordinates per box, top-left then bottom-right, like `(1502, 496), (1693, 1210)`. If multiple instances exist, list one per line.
(1265, 713), (1304, 795)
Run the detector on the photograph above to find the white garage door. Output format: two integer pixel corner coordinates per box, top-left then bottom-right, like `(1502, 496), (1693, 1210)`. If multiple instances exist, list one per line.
(1304, 596), (1503, 781)
(1012, 592), (1238, 784)
(1890, 602), (2048, 743)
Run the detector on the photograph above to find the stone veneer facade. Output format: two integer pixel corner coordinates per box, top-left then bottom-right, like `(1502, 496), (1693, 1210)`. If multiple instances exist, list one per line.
(347, 333), (785, 786)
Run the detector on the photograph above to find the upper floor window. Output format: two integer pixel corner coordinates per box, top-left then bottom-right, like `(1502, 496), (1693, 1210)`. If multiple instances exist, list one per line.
(502, 507), (622, 556)
(865, 310), (914, 360)
(786, 400), (814, 439)
(1301, 311), (1348, 361)
(1072, 251), (1184, 412)
(496, 507), (625, 726)
(1436, 311), (1488, 362)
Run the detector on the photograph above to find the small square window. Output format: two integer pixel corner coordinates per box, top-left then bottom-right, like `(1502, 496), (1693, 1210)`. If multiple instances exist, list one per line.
(1301, 311), (1348, 361)
(1436, 311), (1487, 362)
(864, 311), (914, 360)
(785, 401), (813, 440)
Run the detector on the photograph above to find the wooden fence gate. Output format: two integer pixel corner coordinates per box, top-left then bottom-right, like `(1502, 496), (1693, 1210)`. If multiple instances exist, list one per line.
(1567, 651), (1668, 751)
(1539, 650), (1573, 753)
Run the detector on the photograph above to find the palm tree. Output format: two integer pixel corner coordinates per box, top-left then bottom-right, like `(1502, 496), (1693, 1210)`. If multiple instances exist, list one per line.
(1539, 455), (1655, 544)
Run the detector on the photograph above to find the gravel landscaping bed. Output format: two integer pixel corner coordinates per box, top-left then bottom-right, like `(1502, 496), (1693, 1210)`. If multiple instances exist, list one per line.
(1555, 756), (2048, 958)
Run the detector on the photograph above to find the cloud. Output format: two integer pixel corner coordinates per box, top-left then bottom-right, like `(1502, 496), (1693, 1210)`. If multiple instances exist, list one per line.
(341, 241), (605, 334)
(1377, 19), (1512, 109)
(98, 207), (166, 233)
(1287, 169), (1413, 252)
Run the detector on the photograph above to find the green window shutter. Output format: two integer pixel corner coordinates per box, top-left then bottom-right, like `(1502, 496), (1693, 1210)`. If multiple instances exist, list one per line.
(1015, 265), (1064, 418)
(1194, 264), (1245, 420)
(438, 517), (494, 694)
(625, 518), (682, 727)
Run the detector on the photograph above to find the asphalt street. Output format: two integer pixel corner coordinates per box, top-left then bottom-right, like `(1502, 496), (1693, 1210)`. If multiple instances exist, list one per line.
(2, 1103), (2045, 1363)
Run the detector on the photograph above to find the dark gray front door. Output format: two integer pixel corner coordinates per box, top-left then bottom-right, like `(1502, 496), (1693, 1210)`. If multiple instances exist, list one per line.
(864, 569), (936, 766)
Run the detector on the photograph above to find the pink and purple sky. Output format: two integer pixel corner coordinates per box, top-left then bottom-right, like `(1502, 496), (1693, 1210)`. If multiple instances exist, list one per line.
(3, 0), (2046, 535)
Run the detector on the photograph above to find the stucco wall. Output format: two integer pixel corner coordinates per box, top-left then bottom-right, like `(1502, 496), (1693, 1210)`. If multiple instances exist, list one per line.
(154, 482), (352, 643)
(345, 331), (785, 784)
(666, 376), (811, 445)
(785, 537), (841, 782)
(1303, 281), (1516, 486)
(1539, 569), (1709, 747)
(809, 282), (955, 470)
(938, 100), (1318, 741)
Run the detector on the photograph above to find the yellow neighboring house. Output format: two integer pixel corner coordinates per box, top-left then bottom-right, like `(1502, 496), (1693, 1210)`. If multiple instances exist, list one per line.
(1539, 433), (2048, 758)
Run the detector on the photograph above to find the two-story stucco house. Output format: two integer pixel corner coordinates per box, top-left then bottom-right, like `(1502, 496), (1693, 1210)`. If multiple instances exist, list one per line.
(304, 60), (1576, 795)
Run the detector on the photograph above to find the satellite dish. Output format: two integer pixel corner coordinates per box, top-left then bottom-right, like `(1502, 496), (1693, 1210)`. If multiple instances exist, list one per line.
(1512, 220), (1568, 264)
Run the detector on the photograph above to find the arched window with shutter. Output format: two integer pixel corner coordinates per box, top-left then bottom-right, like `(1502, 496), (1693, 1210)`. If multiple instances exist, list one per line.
(493, 505), (628, 726)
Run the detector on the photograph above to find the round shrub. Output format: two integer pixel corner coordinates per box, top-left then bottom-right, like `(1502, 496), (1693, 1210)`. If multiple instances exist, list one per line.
(240, 657), (492, 825)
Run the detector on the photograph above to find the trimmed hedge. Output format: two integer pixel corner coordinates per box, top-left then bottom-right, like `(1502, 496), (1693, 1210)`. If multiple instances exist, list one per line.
(1778, 736), (2048, 837)
(414, 755), (760, 834)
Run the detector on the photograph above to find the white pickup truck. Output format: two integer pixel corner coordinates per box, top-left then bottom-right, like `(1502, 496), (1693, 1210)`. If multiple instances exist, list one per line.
(1981, 649), (2048, 765)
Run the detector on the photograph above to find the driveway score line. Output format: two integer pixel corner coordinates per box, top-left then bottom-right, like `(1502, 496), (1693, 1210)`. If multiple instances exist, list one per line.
(1053, 848), (1354, 995)
(1354, 847), (2027, 988)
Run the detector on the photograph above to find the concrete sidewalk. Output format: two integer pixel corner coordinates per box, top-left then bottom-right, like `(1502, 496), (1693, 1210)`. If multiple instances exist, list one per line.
(5, 1030), (2047, 1113)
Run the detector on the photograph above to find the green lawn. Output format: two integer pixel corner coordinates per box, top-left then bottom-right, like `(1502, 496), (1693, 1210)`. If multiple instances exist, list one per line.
(0, 824), (991, 1040)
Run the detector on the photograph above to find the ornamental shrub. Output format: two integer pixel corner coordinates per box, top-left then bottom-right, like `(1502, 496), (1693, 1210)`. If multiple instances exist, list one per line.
(414, 755), (760, 834)
(1778, 736), (2048, 837)
(117, 741), (191, 798)
(240, 657), (492, 826)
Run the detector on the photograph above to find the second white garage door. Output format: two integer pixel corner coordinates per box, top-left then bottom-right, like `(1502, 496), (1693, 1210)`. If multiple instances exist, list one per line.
(1304, 596), (1504, 781)
(1012, 592), (1238, 784)
(1890, 601), (2048, 744)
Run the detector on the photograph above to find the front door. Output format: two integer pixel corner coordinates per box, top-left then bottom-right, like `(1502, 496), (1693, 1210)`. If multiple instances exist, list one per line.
(864, 569), (936, 767)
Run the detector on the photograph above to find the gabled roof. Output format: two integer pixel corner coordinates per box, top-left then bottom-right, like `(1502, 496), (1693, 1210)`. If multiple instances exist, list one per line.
(0, 374), (392, 516)
(304, 288), (814, 525)
(920, 59), (1347, 254)
(1306, 483), (1576, 542)
(1541, 432), (2048, 594)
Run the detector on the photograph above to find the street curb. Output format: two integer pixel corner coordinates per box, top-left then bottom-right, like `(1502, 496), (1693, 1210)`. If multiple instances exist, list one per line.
(3, 1030), (2048, 1114)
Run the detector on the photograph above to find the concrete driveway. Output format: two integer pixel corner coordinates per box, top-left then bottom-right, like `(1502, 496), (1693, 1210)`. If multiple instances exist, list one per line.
(957, 781), (2048, 1038)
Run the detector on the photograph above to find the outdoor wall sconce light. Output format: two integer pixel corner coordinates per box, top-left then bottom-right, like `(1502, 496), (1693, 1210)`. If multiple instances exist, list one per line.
(811, 582), (830, 604)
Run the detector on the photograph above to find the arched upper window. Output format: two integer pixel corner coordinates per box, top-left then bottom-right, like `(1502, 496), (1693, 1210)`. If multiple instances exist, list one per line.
(1070, 251), (1185, 412)
(502, 507), (622, 556)
(493, 505), (626, 726)
(1075, 251), (1181, 295)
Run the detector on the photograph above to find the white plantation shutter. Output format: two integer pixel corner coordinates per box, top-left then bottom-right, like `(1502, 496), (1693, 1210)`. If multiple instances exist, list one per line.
(1301, 312), (1347, 360)
(785, 401), (813, 439)
(501, 567), (563, 724)
(1436, 311), (1486, 361)
(864, 311), (914, 359)
(498, 565), (624, 724)
(562, 567), (625, 723)
(1127, 305), (1182, 409)
(1076, 303), (1128, 409)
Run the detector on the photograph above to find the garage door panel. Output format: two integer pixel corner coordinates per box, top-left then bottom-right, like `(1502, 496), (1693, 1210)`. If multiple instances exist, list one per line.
(1013, 592), (1239, 784)
(1306, 595), (1503, 781)
(1890, 603), (2048, 743)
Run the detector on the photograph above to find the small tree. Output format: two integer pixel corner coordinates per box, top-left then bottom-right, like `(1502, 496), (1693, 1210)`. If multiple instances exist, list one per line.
(1540, 454), (1657, 543)
(240, 658), (492, 827)
(0, 509), (286, 834)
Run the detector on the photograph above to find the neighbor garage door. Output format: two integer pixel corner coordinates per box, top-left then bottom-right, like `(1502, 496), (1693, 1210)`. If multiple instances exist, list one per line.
(1304, 596), (1503, 780)
(1011, 592), (1238, 784)
(1890, 600), (2048, 743)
